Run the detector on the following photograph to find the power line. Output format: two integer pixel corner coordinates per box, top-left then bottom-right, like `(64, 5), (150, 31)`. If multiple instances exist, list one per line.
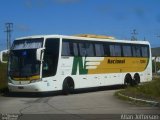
(4, 23), (13, 50)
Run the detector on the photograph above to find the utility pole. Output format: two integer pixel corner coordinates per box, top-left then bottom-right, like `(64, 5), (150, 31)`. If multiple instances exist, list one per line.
(155, 56), (157, 75)
(131, 29), (138, 41)
(154, 35), (160, 74)
(4, 23), (13, 50)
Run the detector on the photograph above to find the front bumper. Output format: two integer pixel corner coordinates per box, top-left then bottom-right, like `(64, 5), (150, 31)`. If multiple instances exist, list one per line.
(8, 82), (46, 92)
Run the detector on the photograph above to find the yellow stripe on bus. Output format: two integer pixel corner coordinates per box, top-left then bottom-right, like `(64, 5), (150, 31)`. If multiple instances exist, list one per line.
(13, 75), (40, 81)
(88, 57), (148, 74)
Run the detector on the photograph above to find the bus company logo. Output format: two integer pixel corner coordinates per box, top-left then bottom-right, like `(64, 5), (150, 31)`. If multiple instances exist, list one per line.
(72, 57), (104, 75)
(72, 57), (88, 75)
(140, 60), (146, 63)
(108, 59), (125, 64)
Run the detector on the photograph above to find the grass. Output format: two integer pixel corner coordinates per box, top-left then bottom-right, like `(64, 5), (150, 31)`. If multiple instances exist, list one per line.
(0, 62), (7, 90)
(116, 78), (160, 104)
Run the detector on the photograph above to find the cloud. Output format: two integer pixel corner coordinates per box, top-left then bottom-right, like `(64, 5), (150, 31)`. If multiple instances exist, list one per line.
(54, 0), (80, 4)
(15, 24), (30, 32)
(95, 4), (112, 13)
(25, 0), (32, 8)
(25, 0), (48, 9)
(24, 0), (80, 9)
(156, 14), (160, 23)
(95, 4), (129, 21)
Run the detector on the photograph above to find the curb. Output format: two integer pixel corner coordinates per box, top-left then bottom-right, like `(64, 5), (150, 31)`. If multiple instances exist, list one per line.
(117, 92), (160, 107)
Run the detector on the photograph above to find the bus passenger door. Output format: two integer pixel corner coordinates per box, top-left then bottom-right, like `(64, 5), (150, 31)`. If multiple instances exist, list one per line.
(42, 38), (60, 78)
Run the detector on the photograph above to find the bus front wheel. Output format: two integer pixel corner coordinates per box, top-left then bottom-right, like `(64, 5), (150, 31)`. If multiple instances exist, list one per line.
(62, 77), (75, 95)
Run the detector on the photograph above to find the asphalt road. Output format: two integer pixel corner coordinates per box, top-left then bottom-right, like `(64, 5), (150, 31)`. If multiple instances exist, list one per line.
(0, 89), (159, 120)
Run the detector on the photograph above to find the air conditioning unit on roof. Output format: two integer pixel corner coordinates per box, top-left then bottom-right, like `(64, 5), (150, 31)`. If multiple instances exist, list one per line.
(74, 34), (115, 40)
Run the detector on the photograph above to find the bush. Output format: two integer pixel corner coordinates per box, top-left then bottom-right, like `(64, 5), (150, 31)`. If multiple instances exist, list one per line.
(0, 62), (7, 90)
(152, 60), (160, 73)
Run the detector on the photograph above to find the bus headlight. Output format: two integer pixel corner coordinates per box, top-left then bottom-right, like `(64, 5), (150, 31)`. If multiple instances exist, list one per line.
(8, 77), (13, 83)
(8, 79), (12, 83)
(30, 79), (41, 83)
(29, 75), (41, 83)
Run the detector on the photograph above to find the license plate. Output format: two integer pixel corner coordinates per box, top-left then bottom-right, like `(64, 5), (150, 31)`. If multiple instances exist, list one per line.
(18, 86), (24, 89)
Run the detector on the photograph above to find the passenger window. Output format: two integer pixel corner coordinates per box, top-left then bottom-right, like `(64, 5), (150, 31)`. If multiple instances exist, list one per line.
(95, 44), (104, 56)
(62, 41), (71, 56)
(110, 44), (121, 56)
(103, 43), (110, 56)
(73, 43), (79, 56)
(123, 45), (132, 57)
(79, 43), (86, 56)
(141, 46), (149, 57)
(132, 46), (141, 57)
(85, 43), (94, 57)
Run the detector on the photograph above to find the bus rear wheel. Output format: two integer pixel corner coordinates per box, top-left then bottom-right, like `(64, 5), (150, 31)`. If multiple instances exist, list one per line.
(62, 77), (74, 95)
(133, 73), (140, 86)
(124, 74), (133, 87)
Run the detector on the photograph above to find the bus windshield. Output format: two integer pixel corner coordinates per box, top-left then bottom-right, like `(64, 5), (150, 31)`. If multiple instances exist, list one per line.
(8, 38), (44, 80)
(9, 49), (41, 79)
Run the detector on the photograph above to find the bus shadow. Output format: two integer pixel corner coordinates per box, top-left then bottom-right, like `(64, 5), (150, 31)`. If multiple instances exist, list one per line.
(2, 90), (61, 98)
(74, 85), (125, 94)
(2, 85), (125, 98)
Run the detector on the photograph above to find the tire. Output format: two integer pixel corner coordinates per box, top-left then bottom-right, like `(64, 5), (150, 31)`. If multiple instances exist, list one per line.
(124, 74), (133, 87)
(133, 73), (140, 86)
(62, 78), (74, 95)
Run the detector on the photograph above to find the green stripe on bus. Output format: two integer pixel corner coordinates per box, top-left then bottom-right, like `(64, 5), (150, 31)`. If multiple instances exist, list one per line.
(72, 57), (88, 75)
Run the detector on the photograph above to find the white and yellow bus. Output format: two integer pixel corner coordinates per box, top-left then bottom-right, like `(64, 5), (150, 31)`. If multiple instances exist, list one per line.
(0, 35), (152, 93)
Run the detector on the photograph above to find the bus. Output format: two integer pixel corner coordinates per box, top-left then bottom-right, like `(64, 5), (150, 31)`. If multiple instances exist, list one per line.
(0, 34), (152, 93)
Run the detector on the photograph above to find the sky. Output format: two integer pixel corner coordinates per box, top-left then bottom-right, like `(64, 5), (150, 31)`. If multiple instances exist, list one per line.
(0, 0), (160, 50)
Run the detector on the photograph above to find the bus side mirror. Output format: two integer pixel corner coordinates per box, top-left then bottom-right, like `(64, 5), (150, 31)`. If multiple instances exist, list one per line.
(36, 48), (45, 61)
(0, 49), (9, 63)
